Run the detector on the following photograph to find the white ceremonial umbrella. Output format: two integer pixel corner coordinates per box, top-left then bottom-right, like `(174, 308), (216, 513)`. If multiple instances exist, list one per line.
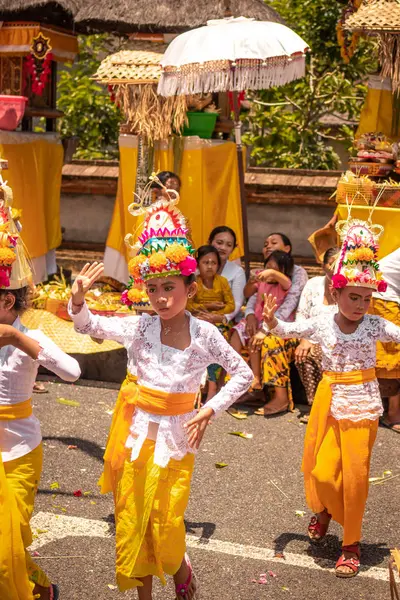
(158, 17), (310, 274)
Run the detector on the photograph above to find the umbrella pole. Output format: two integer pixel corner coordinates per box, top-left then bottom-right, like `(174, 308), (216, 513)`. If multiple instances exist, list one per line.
(233, 91), (250, 279)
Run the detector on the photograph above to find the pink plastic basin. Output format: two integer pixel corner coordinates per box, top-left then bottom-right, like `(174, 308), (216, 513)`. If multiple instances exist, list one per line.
(0, 95), (28, 131)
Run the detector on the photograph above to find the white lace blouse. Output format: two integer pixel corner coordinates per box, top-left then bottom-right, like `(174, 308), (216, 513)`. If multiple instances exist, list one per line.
(69, 303), (253, 467)
(0, 318), (81, 462)
(265, 313), (400, 422)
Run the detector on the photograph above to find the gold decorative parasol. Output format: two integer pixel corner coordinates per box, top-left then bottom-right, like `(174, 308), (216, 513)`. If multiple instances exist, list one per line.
(93, 42), (187, 145)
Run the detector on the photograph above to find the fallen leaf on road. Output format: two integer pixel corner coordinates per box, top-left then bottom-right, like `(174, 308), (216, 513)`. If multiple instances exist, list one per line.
(73, 490), (82, 497)
(50, 482), (59, 490)
(268, 570), (277, 578)
(56, 398), (80, 407)
(83, 491), (92, 496)
(105, 409), (114, 415)
(67, 445), (77, 450)
(215, 462), (228, 469)
(107, 584), (117, 590)
(227, 408), (248, 420)
(32, 551), (40, 557)
(90, 500), (97, 505)
(228, 431), (253, 439)
(35, 529), (48, 535)
(295, 510), (306, 518)
(384, 470), (392, 476)
(274, 552), (285, 559)
(282, 586), (289, 591)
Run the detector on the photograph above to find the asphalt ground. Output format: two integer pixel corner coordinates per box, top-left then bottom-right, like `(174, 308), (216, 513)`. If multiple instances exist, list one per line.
(29, 379), (400, 600)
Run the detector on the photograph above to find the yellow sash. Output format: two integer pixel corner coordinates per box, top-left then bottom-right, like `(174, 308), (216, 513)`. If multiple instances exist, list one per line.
(302, 368), (376, 509)
(0, 399), (32, 421)
(99, 373), (196, 494)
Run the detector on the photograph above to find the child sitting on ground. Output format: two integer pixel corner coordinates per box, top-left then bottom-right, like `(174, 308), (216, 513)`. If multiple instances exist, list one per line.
(187, 245), (235, 400)
(231, 250), (293, 391)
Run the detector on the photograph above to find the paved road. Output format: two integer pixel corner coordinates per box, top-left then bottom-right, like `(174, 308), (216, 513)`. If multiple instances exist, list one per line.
(30, 379), (399, 600)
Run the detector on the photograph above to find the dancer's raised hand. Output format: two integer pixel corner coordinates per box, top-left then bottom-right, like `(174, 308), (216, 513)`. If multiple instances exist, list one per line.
(71, 262), (104, 306)
(262, 294), (278, 329)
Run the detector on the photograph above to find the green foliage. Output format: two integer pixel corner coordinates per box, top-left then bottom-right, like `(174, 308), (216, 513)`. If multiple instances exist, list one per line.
(243, 0), (378, 169)
(57, 34), (122, 159)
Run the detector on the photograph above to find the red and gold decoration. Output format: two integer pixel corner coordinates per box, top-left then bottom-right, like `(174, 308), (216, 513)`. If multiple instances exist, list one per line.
(23, 33), (53, 96)
(337, 0), (363, 63)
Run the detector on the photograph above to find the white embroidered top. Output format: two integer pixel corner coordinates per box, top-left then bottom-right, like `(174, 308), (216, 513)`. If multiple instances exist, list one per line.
(265, 313), (400, 422)
(0, 318), (81, 462)
(70, 303), (253, 467)
(296, 276), (338, 344)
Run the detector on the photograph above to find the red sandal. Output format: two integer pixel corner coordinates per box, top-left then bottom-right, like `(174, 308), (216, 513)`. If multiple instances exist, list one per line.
(335, 544), (361, 578)
(308, 512), (331, 542)
(175, 553), (199, 599)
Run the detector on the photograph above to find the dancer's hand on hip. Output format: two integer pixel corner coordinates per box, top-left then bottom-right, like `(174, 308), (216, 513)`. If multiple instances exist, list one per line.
(71, 262), (104, 306)
(184, 406), (214, 449)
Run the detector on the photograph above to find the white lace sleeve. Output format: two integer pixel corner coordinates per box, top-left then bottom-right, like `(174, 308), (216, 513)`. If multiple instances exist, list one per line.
(265, 316), (319, 342)
(296, 279), (313, 321)
(226, 268), (246, 321)
(31, 331), (81, 382)
(205, 326), (253, 416)
(376, 316), (400, 343)
(244, 293), (257, 317)
(276, 265), (308, 321)
(68, 300), (140, 345)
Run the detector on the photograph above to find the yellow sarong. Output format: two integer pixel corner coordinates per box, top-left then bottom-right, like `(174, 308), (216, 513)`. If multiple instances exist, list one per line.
(99, 374), (196, 590)
(302, 369), (378, 545)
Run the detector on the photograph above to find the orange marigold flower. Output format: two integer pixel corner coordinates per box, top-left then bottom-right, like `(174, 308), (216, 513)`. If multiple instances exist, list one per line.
(128, 254), (147, 278)
(127, 288), (143, 303)
(165, 243), (188, 264)
(149, 251), (167, 269)
(0, 247), (16, 266)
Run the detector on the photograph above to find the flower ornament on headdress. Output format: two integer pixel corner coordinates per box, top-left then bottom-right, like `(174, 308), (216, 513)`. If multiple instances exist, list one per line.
(122, 175), (196, 308)
(332, 217), (387, 293)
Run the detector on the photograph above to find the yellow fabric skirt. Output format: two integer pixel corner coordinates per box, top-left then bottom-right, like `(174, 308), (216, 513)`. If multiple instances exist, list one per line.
(1, 443), (50, 600)
(369, 298), (400, 379)
(261, 334), (299, 408)
(114, 439), (195, 591)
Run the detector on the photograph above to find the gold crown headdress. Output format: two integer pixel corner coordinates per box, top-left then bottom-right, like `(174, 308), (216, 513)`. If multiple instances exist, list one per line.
(121, 175), (196, 308)
(332, 195), (387, 292)
(0, 169), (32, 290)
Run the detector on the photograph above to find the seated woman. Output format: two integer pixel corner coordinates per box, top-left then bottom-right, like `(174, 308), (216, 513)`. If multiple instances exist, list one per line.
(231, 250), (294, 392)
(208, 226), (246, 323)
(188, 245), (235, 401)
(295, 247), (339, 422)
(246, 232), (308, 416)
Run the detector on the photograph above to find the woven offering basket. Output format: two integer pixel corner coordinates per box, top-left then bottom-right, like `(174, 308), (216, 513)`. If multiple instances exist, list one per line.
(372, 184), (400, 207)
(349, 161), (394, 177)
(336, 180), (372, 205)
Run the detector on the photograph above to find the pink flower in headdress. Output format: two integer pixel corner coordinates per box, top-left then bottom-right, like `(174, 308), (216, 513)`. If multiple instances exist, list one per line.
(178, 255), (197, 276)
(359, 271), (371, 284)
(332, 274), (347, 289)
(377, 280), (388, 293)
(0, 268), (10, 288)
(120, 290), (131, 306)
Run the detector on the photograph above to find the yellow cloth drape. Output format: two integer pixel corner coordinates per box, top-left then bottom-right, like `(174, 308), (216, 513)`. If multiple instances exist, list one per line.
(302, 368), (377, 545)
(0, 133), (63, 259)
(356, 76), (398, 141)
(335, 205), (400, 259)
(369, 298), (400, 378)
(0, 23), (78, 62)
(99, 373), (195, 495)
(114, 439), (194, 591)
(106, 135), (244, 264)
(0, 399), (32, 421)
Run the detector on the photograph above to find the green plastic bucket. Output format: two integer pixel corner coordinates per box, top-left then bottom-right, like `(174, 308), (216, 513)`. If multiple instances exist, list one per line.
(183, 112), (218, 139)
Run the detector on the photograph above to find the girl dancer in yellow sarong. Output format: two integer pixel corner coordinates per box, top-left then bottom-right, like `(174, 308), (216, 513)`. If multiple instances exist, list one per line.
(0, 180), (81, 599)
(68, 177), (252, 599)
(263, 214), (400, 578)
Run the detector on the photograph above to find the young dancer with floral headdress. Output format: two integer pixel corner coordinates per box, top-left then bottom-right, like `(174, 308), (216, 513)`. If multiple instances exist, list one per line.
(68, 178), (252, 599)
(263, 214), (400, 578)
(0, 179), (81, 600)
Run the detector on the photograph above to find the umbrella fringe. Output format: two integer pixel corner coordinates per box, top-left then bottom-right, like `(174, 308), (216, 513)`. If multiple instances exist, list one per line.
(158, 57), (306, 96)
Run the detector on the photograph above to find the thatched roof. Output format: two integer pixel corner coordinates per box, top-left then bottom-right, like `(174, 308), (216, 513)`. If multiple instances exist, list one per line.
(74, 0), (285, 34)
(345, 0), (400, 33)
(0, 0), (79, 29)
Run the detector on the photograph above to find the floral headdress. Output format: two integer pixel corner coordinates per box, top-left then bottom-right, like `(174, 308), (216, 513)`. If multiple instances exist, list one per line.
(121, 175), (196, 308)
(332, 216), (387, 292)
(0, 174), (32, 290)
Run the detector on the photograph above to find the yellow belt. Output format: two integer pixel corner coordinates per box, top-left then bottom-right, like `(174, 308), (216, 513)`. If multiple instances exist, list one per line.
(0, 398), (32, 420)
(99, 372), (196, 494)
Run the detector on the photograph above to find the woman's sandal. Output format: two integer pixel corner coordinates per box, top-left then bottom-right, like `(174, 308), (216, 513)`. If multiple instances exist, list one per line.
(308, 512), (331, 542)
(175, 554), (199, 599)
(335, 544), (360, 578)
